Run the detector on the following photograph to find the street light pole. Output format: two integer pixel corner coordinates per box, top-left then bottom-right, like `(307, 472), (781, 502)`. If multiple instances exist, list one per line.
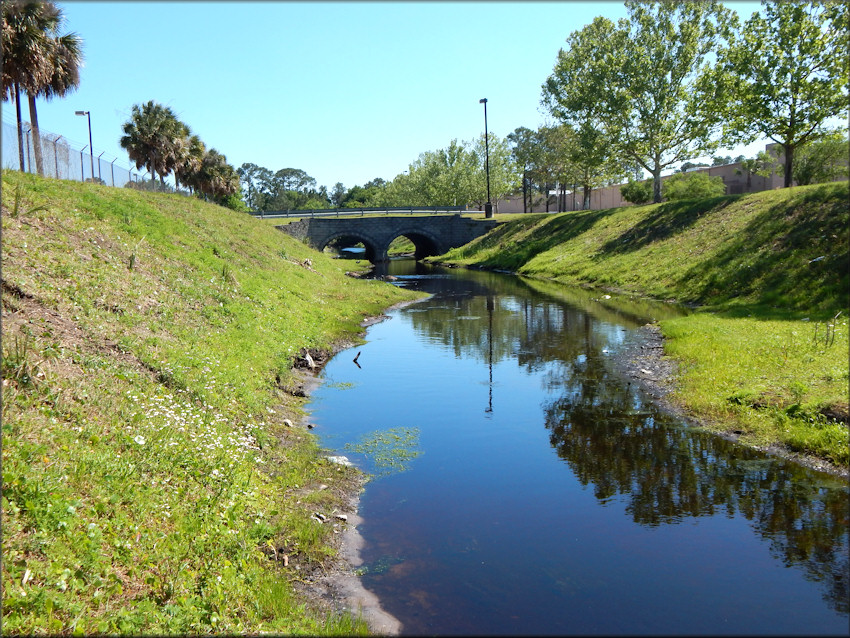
(75, 110), (94, 181)
(479, 98), (493, 218)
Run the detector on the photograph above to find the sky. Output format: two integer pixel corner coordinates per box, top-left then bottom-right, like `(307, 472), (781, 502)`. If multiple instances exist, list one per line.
(3, 1), (771, 191)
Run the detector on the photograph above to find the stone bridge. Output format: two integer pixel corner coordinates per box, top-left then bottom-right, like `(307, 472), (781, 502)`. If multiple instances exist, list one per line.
(276, 215), (499, 262)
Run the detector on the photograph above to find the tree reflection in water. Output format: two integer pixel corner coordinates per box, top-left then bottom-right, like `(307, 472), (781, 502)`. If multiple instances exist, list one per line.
(543, 352), (849, 615)
(393, 260), (848, 616)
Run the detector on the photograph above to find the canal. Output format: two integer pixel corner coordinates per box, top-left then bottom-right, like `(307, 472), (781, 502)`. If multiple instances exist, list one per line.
(307, 259), (848, 635)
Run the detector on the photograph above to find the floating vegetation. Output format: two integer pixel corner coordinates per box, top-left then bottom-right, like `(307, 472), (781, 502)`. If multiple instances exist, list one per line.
(326, 381), (356, 390)
(344, 427), (422, 479)
(354, 554), (406, 576)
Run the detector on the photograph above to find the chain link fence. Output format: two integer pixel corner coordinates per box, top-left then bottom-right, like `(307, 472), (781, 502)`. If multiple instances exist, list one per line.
(2, 119), (163, 189)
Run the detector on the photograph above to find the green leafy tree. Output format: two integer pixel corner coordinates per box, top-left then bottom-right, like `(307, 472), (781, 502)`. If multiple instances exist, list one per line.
(542, 15), (632, 209)
(393, 139), (479, 207)
(330, 182), (346, 207)
(710, 1), (849, 187)
(549, 2), (734, 203)
(236, 162), (267, 210)
(792, 130), (850, 185)
(507, 126), (545, 212)
(1, 1), (83, 175)
(341, 178), (390, 208)
(535, 124), (580, 212)
(470, 133), (519, 211)
(235, 165), (328, 211)
(663, 171), (726, 200)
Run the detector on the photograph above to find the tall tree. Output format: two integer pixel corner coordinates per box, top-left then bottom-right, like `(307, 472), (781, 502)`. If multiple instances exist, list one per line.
(28, 21), (82, 176)
(119, 100), (185, 185)
(330, 182), (346, 207)
(175, 132), (205, 193)
(507, 126), (543, 212)
(236, 162), (265, 210)
(2, 1), (82, 175)
(542, 16), (631, 209)
(708, 1), (849, 187)
(535, 124), (577, 212)
(470, 133), (519, 211)
(546, 2), (734, 203)
(194, 148), (239, 202)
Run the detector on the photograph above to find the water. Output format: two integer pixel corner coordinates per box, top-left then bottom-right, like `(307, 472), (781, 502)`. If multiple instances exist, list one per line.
(309, 260), (849, 635)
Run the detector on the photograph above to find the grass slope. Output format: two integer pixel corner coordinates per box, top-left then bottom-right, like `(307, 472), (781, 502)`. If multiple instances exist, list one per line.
(436, 183), (850, 467)
(1, 170), (421, 634)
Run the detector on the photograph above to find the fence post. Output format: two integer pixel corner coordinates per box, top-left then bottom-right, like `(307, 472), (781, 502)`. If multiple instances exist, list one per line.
(111, 159), (116, 186)
(24, 125), (32, 173)
(53, 137), (60, 178)
(80, 149), (85, 181)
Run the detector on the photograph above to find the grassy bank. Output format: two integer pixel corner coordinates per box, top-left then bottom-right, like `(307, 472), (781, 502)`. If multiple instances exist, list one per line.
(1, 170), (422, 634)
(435, 183), (849, 468)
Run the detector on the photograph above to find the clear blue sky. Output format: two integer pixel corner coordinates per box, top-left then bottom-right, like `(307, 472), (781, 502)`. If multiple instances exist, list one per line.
(4, 1), (769, 191)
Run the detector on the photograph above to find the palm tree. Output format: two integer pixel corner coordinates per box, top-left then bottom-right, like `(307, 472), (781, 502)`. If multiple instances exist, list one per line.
(1, 1), (83, 176)
(120, 100), (185, 186)
(174, 132), (205, 194)
(195, 148), (239, 203)
(2, 1), (56, 171)
(29, 30), (82, 177)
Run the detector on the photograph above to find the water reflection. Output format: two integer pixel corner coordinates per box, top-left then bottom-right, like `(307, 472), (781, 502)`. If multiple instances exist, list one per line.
(543, 364), (849, 614)
(316, 260), (848, 633)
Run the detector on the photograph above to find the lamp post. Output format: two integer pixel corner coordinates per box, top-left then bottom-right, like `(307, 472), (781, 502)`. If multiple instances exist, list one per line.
(75, 110), (94, 181)
(479, 98), (492, 218)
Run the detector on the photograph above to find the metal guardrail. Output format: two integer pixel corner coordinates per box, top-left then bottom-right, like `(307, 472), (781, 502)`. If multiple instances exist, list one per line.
(249, 206), (468, 219)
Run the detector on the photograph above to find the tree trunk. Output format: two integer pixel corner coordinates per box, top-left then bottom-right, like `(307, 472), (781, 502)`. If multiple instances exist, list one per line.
(582, 183), (591, 210)
(783, 144), (794, 188)
(522, 170), (528, 213)
(652, 165), (663, 203)
(14, 84), (25, 170)
(27, 93), (44, 176)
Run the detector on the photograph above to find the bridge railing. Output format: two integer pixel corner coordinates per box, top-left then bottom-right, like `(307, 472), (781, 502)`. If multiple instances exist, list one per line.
(248, 206), (468, 219)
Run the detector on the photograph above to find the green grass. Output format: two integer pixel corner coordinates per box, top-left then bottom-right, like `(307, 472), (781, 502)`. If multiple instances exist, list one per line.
(433, 183), (850, 468)
(662, 313), (849, 465)
(1, 170), (423, 634)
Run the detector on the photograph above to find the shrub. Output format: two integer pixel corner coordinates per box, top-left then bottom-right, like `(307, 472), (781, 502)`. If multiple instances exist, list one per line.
(793, 132), (850, 186)
(664, 171), (726, 201)
(620, 178), (653, 204)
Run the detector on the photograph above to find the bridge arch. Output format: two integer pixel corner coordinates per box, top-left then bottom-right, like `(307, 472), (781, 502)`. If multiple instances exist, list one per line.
(388, 227), (444, 260)
(319, 231), (381, 262)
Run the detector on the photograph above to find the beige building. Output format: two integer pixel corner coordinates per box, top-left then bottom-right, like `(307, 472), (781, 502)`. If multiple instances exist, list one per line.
(497, 143), (840, 214)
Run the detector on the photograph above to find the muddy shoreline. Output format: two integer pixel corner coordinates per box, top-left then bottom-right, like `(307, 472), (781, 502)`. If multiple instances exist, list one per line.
(614, 323), (848, 480)
(284, 300), (424, 635)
